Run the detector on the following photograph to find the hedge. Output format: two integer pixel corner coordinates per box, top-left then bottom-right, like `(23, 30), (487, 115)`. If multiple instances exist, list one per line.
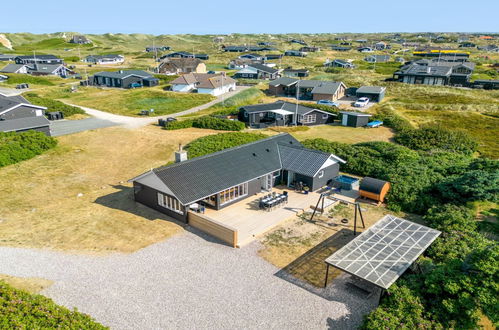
(186, 132), (266, 158)
(0, 281), (106, 329)
(24, 93), (85, 118)
(165, 116), (245, 131)
(0, 131), (57, 167)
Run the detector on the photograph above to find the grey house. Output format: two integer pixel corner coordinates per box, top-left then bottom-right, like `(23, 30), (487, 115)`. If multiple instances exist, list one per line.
(269, 77), (347, 101)
(364, 55), (391, 63)
(70, 35), (91, 44)
(355, 86), (386, 102)
(161, 52), (209, 60)
(14, 55), (63, 65)
(340, 112), (372, 127)
(239, 101), (335, 128)
(324, 59), (354, 69)
(130, 133), (345, 222)
(233, 63), (280, 80)
(284, 50), (307, 57)
(91, 70), (159, 88)
(393, 61), (475, 86)
(0, 94), (51, 135)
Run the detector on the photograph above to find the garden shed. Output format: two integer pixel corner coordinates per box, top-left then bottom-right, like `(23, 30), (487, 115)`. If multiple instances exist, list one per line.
(355, 86), (386, 102)
(359, 177), (390, 203)
(340, 112), (371, 127)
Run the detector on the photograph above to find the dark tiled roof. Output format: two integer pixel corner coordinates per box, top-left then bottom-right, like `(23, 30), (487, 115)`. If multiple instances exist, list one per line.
(150, 134), (301, 204)
(279, 144), (332, 177)
(240, 101), (320, 116)
(94, 70), (153, 79)
(0, 116), (50, 132)
(248, 63), (278, 74)
(15, 55), (59, 60)
(269, 77), (298, 87)
(356, 86), (386, 94)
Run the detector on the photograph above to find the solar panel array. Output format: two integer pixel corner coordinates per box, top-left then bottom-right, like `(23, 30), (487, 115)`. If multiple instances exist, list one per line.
(325, 214), (441, 289)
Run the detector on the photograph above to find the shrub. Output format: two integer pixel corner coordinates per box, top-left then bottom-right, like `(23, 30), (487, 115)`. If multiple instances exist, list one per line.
(373, 104), (413, 132)
(23, 93), (85, 118)
(0, 131), (57, 167)
(193, 116), (245, 131)
(186, 132), (266, 158)
(395, 126), (478, 155)
(164, 119), (194, 130)
(0, 281), (106, 329)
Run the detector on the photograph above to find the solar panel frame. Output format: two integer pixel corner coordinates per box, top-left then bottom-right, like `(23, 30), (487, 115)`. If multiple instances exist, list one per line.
(325, 214), (441, 290)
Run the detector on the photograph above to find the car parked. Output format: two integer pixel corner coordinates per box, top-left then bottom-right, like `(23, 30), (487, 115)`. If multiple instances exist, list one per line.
(354, 97), (369, 107)
(317, 99), (339, 107)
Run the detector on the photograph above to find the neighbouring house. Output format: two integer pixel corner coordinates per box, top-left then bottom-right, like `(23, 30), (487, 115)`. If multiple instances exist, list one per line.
(248, 45), (277, 52)
(357, 47), (373, 53)
(299, 46), (320, 52)
(161, 52), (210, 60)
(393, 60), (475, 86)
(146, 46), (170, 52)
(238, 53), (266, 61)
(395, 57), (405, 63)
(0, 94), (51, 135)
(324, 59), (354, 69)
(234, 63), (280, 80)
(282, 68), (309, 78)
(340, 112), (372, 127)
(265, 54), (283, 60)
(85, 54), (125, 65)
(459, 42), (476, 48)
(91, 70), (159, 88)
(413, 48), (470, 58)
(1, 63), (74, 77)
(356, 39), (368, 43)
(472, 79), (499, 90)
(70, 35), (91, 44)
(284, 50), (307, 57)
(374, 41), (387, 50)
(239, 101), (335, 128)
(478, 45), (499, 52)
(223, 46), (249, 52)
(170, 73), (236, 96)
(364, 55), (391, 63)
(14, 55), (63, 65)
(228, 58), (263, 70)
(0, 54), (17, 61)
(156, 58), (206, 75)
(355, 86), (386, 102)
(290, 39), (307, 45)
(331, 46), (352, 51)
(129, 133), (345, 223)
(269, 77), (347, 101)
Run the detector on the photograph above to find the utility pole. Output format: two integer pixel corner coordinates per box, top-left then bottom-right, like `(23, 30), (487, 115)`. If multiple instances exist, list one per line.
(295, 80), (299, 126)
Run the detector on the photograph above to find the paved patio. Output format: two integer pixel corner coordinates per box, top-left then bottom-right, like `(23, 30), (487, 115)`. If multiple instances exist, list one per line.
(204, 187), (336, 246)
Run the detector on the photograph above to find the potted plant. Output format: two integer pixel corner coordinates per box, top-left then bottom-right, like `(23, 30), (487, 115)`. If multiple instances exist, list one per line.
(303, 186), (310, 194)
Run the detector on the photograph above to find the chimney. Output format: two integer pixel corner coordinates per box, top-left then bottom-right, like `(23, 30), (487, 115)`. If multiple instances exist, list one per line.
(175, 143), (187, 163)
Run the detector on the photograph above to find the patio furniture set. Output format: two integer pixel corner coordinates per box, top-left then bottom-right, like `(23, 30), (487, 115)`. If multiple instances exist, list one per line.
(258, 191), (288, 211)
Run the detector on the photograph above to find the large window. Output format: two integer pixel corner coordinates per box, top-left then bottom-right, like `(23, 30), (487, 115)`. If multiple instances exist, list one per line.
(301, 114), (316, 124)
(157, 193), (184, 214)
(219, 182), (248, 205)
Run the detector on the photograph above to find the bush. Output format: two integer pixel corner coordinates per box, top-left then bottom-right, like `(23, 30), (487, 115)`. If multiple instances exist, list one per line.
(165, 116), (245, 131)
(373, 104), (413, 132)
(24, 93), (85, 118)
(0, 281), (106, 329)
(186, 132), (266, 158)
(395, 126), (478, 155)
(0, 131), (57, 167)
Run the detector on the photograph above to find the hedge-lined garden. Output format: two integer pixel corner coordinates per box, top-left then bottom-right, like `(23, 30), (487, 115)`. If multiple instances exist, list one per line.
(186, 132), (266, 158)
(0, 281), (106, 329)
(24, 93), (86, 118)
(0, 131), (57, 167)
(165, 116), (245, 131)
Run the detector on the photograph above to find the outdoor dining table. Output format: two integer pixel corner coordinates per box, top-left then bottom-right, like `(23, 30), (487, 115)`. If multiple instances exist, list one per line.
(261, 193), (288, 211)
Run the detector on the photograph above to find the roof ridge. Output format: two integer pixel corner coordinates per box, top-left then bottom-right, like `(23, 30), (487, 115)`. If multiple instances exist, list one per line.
(155, 133), (293, 172)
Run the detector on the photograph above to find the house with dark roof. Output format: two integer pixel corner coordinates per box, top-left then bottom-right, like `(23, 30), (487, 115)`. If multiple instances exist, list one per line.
(269, 78), (347, 101)
(15, 55), (63, 65)
(0, 94), (51, 135)
(91, 70), (159, 88)
(233, 63), (280, 80)
(324, 59), (354, 69)
(85, 54), (125, 65)
(289, 39), (307, 45)
(374, 41), (387, 50)
(171, 73), (236, 96)
(157, 58), (206, 75)
(284, 50), (307, 57)
(282, 68), (309, 78)
(340, 112), (372, 127)
(0, 54), (17, 61)
(331, 46), (352, 51)
(299, 46), (320, 52)
(364, 55), (391, 63)
(70, 35), (91, 44)
(1, 63), (74, 77)
(146, 46), (170, 52)
(355, 86), (386, 102)
(161, 52), (209, 60)
(393, 60), (475, 86)
(238, 53), (266, 61)
(223, 46), (249, 52)
(239, 101), (335, 128)
(228, 58), (264, 70)
(129, 133), (345, 222)
(357, 47), (373, 53)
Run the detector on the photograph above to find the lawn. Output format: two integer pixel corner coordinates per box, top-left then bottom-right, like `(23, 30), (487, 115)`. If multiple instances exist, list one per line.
(0, 126), (219, 253)
(261, 124), (395, 144)
(36, 86), (215, 116)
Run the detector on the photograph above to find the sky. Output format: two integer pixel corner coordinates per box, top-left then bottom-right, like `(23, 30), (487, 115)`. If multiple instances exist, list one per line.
(1, 0), (498, 34)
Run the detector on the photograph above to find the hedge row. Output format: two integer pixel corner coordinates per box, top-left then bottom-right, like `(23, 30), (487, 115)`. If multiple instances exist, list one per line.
(186, 132), (266, 158)
(0, 131), (57, 167)
(0, 281), (106, 329)
(165, 116), (245, 131)
(24, 93), (85, 118)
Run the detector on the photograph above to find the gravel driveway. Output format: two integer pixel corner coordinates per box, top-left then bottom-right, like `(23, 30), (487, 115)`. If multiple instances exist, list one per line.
(0, 230), (378, 329)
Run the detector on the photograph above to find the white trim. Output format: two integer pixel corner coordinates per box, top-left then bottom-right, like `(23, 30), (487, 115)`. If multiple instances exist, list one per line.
(0, 103), (47, 116)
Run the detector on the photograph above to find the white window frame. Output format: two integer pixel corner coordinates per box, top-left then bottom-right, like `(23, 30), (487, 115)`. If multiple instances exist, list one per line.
(219, 182), (248, 206)
(322, 114), (329, 119)
(318, 170), (324, 178)
(157, 193), (184, 214)
(301, 114), (316, 124)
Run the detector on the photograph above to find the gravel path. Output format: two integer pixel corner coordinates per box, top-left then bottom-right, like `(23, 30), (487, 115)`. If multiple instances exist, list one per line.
(0, 230), (378, 329)
(61, 86), (250, 129)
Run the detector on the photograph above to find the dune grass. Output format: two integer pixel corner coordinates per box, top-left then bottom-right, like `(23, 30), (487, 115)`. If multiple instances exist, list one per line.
(36, 86), (215, 116)
(0, 73), (64, 87)
(0, 274), (53, 294)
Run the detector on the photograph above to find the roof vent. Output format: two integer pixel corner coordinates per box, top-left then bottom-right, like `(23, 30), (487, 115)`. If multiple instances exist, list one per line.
(289, 141), (293, 144)
(252, 153), (257, 156)
(265, 148), (270, 152)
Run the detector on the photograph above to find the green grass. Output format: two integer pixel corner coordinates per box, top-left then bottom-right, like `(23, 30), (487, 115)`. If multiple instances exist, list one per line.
(400, 109), (499, 158)
(37, 86), (215, 117)
(0, 73), (61, 87)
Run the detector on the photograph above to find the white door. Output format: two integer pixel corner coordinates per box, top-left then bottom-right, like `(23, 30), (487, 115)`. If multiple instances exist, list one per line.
(341, 114), (348, 126)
